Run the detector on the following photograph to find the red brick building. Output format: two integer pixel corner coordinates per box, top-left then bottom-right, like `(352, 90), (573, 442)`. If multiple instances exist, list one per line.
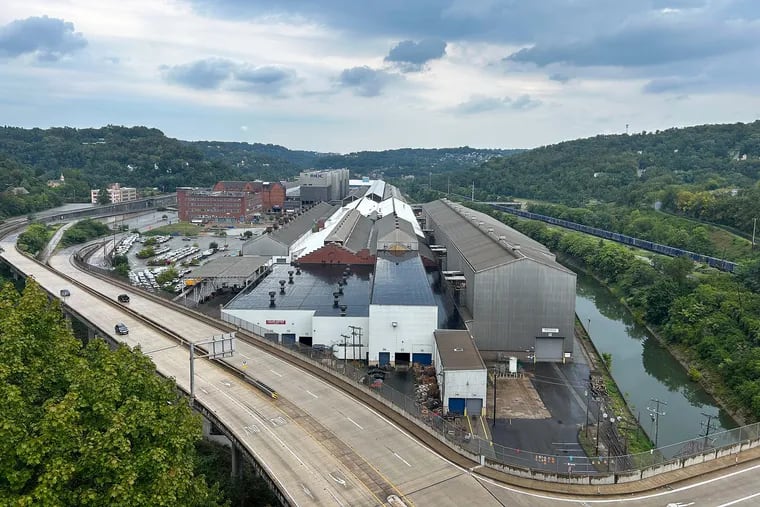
(177, 187), (258, 223)
(212, 180), (286, 212)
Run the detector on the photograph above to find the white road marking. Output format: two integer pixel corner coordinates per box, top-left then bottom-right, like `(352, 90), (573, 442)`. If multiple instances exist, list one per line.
(200, 388), (209, 394)
(716, 492), (760, 507)
(301, 484), (313, 500)
(392, 452), (412, 467)
(222, 381), (232, 387)
(327, 488), (345, 506)
(346, 417), (364, 430)
(306, 390), (319, 399)
(270, 369), (283, 377)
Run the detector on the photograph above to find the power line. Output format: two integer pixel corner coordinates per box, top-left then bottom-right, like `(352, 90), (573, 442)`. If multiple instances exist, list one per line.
(700, 412), (719, 450)
(646, 398), (667, 447)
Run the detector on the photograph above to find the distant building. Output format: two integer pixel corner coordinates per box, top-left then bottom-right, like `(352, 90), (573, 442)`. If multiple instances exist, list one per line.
(177, 187), (258, 223)
(212, 180), (285, 212)
(298, 169), (349, 204)
(90, 183), (137, 204)
(47, 173), (65, 188)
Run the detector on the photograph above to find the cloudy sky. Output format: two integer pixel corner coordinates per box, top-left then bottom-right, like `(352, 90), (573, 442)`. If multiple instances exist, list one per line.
(2, 0), (759, 152)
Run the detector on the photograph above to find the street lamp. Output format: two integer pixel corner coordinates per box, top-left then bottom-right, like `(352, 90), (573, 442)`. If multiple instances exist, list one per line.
(492, 367), (498, 427)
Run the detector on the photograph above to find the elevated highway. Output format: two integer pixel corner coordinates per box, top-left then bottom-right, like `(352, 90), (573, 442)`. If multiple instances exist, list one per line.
(2, 223), (760, 506)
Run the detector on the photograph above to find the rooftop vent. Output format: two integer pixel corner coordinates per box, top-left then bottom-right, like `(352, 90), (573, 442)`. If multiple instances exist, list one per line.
(337, 284), (344, 295)
(279, 279), (286, 294)
(333, 291), (341, 307)
(268, 291), (276, 307)
(288, 270), (295, 284)
(339, 304), (347, 317)
(296, 267), (301, 275)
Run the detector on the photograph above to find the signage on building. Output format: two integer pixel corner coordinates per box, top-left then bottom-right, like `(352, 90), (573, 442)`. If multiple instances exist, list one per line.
(266, 319), (286, 325)
(541, 328), (559, 334)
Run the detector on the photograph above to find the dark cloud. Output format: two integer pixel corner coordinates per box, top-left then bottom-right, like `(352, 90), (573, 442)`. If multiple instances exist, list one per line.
(338, 66), (397, 97)
(548, 73), (571, 83)
(453, 94), (540, 115)
(507, 15), (759, 67)
(385, 39), (447, 72)
(163, 59), (296, 94)
(0, 15), (87, 61)
(163, 58), (236, 89)
(234, 65), (296, 94)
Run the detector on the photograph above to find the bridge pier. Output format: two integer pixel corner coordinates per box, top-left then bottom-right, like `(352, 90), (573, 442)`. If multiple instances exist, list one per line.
(231, 444), (243, 479)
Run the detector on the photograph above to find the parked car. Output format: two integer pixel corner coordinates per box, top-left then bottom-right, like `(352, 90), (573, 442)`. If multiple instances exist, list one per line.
(117, 294), (130, 303)
(114, 323), (129, 335)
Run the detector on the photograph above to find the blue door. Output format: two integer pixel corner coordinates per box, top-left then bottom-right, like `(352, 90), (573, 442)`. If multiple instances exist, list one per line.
(448, 398), (465, 415)
(281, 333), (296, 346)
(378, 352), (390, 366)
(412, 353), (432, 366)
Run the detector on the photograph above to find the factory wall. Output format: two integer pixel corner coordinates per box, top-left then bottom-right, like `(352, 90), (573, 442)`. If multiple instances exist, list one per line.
(312, 315), (370, 360)
(367, 305), (437, 364)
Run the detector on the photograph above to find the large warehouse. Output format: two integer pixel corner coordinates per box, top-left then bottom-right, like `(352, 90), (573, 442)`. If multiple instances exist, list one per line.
(422, 199), (576, 362)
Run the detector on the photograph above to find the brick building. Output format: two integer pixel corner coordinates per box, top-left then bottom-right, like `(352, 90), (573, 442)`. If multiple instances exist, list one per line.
(212, 180), (286, 212)
(177, 187), (258, 223)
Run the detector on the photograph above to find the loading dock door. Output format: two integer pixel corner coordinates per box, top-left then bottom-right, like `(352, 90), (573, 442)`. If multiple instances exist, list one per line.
(448, 398), (465, 415)
(465, 398), (483, 417)
(412, 353), (432, 366)
(535, 337), (564, 362)
(379, 352), (390, 366)
(281, 333), (296, 346)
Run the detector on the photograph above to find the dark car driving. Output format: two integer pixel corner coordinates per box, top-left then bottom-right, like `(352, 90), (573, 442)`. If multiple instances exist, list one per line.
(117, 294), (130, 303)
(114, 323), (129, 335)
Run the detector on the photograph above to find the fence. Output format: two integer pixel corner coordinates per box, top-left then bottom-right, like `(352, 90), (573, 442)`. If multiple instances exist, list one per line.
(222, 312), (760, 480)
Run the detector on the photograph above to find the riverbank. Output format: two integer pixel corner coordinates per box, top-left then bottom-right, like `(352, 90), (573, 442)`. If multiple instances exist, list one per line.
(559, 252), (744, 429)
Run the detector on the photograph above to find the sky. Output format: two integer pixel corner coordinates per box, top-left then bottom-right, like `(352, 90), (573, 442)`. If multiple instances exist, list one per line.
(2, 0), (760, 153)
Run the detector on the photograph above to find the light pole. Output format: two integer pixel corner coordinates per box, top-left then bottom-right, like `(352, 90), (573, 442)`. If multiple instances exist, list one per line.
(595, 406), (606, 455)
(752, 217), (757, 250)
(584, 388), (591, 437)
(492, 368), (497, 427)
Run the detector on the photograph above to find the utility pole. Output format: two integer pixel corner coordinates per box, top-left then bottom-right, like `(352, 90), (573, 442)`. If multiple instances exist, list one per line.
(647, 398), (667, 448)
(340, 333), (350, 370)
(752, 217), (757, 250)
(447, 177), (450, 196)
(700, 412), (719, 450)
(471, 181), (475, 202)
(584, 388), (590, 437)
(348, 325), (362, 362)
(492, 368), (497, 427)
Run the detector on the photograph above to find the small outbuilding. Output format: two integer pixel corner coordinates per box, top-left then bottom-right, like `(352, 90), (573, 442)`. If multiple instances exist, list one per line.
(434, 329), (487, 416)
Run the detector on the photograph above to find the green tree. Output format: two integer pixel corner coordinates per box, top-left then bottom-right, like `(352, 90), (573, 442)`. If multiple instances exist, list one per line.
(17, 223), (50, 255)
(0, 280), (223, 506)
(156, 267), (178, 286)
(97, 187), (110, 205)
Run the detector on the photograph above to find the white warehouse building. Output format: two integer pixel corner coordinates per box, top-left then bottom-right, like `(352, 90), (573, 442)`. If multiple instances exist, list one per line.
(434, 330), (487, 416)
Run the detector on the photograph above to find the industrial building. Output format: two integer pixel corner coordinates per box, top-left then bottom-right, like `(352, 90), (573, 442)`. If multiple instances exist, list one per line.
(212, 180), (286, 211)
(421, 199), (576, 362)
(434, 330), (487, 415)
(298, 169), (350, 204)
(176, 187), (258, 223)
(90, 183), (138, 204)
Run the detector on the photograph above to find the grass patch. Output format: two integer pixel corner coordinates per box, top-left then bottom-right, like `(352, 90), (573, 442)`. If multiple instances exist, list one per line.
(144, 223), (202, 236)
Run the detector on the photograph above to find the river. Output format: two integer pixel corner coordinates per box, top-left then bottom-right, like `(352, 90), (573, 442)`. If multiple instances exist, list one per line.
(574, 271), (737, 449)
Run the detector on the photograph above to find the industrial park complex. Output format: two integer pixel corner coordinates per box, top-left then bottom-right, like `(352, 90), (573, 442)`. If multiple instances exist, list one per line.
(172, 169), (579, 416)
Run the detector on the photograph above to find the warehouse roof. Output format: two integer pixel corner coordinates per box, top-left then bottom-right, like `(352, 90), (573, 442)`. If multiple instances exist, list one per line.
(422, 199), (572, 273)
(190, 256), (270, 279)
(372, 252), (435, 306)
(271, 202), (337, 246)
(225, 263), (373, 317)
(434, 330), (486, 371)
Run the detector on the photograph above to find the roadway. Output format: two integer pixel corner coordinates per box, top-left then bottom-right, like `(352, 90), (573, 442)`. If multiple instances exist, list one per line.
(2, 231), (760, 506)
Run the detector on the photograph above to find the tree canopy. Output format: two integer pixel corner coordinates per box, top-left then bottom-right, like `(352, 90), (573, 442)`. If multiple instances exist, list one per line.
(0, 280), (223, 506)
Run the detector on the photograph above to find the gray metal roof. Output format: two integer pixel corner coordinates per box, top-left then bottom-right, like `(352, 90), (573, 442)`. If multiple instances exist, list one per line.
(434, 330), (486, 370)
(422, 199), (572, 273)
(326, 209), (362, 245)
(271, 202), (337, 246)
(241, 234), (287, 256)
(343, 214), (376, 254)
(371, 252), (435, 306)
(375, 213), (416, 244)
(190, 256), (270, 279)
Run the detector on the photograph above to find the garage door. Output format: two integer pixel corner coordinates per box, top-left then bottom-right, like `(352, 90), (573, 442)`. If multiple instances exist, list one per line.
(412, 353), (432, 366)
(465, 398), (482, 417)
(281, 333), (296, 346)
(378, 352), (390, 366)
(448, 398), (465, 414)
(535, 337), (564, 362)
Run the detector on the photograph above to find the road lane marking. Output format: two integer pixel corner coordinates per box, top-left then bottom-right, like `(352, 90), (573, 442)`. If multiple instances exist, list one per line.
(306, 390), (319, 399)
(717, 492), (760, 507)
(270, 369), (283, 377)
(347, 417), (364, 430)
(329, 473), (347, 486)
(392, 451), (412, 467)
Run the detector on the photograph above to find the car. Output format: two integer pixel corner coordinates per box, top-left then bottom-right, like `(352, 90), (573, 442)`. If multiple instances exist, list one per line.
(114, 323), (129, 335)
(117, 293), (130, 303)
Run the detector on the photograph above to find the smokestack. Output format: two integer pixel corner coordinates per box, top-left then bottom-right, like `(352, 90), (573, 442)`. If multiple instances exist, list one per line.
(279, 279), (286, 294)
(288, 270), (294, 284)
(268, 291), (276, 307)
